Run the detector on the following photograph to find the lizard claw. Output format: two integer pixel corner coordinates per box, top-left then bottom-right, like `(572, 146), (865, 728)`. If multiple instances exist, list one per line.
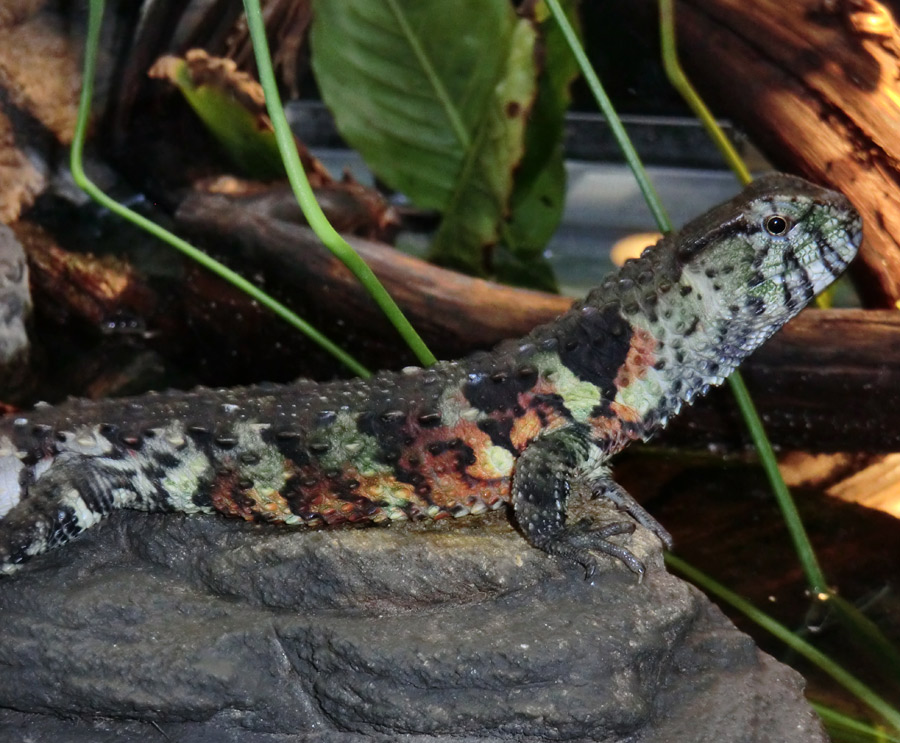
(547, 520), (646, 580)
(592, 481), (673, 550)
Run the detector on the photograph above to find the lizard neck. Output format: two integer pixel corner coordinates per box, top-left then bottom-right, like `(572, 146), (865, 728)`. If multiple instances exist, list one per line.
(532, 236), (747, 446)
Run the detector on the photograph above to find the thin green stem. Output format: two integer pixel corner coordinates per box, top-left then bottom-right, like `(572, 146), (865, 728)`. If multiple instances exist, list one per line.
(242, 0), (437, 367)
(829, 594), (900, 683)
(658, 0), (752, 186)
(545, 0), (671, 233)
(812, 703), (900, 742)
(75, 0), (369, 378)
(658, 0), (831, 594)
(552, 0), (830, 592)
(667, 554), (900, 734)
(660, 0), (826, 316)
(727, 374), (829, 594)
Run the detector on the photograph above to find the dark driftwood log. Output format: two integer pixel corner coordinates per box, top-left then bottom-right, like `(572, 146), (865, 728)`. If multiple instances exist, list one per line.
(663, 0), (900, 307)
(177, 190), (900, 453)
(176, 191), (568, 358)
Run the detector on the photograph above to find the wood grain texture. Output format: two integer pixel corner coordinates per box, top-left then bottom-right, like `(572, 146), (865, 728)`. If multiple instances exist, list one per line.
(667, 0), (900, 306)
(177, 190), (571, 358)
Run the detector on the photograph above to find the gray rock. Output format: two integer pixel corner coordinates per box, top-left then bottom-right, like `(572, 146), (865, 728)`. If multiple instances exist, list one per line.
(0, 223), (29, 368)
(0, 502), (825, 742)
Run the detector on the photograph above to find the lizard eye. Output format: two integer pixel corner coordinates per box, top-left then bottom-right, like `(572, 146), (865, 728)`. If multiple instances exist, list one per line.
(764, 215), (791, 236)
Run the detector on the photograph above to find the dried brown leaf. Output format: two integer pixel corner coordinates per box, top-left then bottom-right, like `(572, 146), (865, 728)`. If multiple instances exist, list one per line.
(0, 12), (81, 143)
(0, 106), (43, 223)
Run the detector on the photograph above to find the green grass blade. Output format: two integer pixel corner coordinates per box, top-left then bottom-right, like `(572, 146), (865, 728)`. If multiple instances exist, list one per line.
(659, 0), (828, 310)
(829, 594), (900, 685)
(548, 0), (831, 592)
(74, 0), (369, 379)
(544, 0), (671, 233)
(727, 374), (829, 593)
(663, 0), (900, 703)
(813, 703), (900, 742)
(658, 0), (752, 186)
(667, 554), (900, 734)
(658, 0), (834, 594)
(242, 0), (437, 367)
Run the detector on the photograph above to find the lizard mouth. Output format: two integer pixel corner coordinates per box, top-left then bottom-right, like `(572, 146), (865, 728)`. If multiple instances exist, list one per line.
(803, 207), (862, 295)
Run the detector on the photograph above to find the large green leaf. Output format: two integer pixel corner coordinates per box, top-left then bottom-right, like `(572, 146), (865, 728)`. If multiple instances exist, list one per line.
(311, 0), (541, 278)
(502, 0), (581, 291)
(429, 18), (537, 274)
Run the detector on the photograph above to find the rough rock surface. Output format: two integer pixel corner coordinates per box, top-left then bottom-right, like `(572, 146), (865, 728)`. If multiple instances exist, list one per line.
(0, 224), (30, 367)
(0, 502), (826, 742)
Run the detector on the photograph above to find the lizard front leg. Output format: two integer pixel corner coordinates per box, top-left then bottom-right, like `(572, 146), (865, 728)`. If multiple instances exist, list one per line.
(512, 424), (670, 579)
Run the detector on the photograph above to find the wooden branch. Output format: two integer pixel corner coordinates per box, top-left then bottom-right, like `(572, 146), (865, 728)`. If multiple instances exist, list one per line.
(667, 0), (900, 307)
(176, 190), (571, 359)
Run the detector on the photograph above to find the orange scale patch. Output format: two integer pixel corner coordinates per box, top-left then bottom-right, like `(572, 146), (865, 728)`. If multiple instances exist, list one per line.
(210, 469), (256, 521)
(466, 451), (512, 484)
(614, 325), (657, 390)
(406, 427), (511, 509)
(608, 400), (642, 425)
(446, 477), (510, 509)
(585, 413), (625, 440)
(250, 491), (295, 521)
(355, 471), (421, 507)
(509, 408), (543, 451)
(209, 470), (296, 523)
(273, 463), (366, 523)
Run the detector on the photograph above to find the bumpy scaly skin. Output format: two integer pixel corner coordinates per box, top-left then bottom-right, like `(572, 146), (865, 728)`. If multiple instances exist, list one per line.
(0, 175), (861, 577)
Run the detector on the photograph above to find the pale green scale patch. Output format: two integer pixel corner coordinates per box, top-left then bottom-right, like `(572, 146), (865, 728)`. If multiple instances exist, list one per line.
(374, 482), (414, 508)
(313, 410), (391, 478)
(232, 422), (290, 496)
(536, 352), (602, 423)
(613, 366), (665, 417)
(682, 265), (733, 324)
(487, 444), (515, 477)
(148, 424), (215, 513)
(436, 369), (477, 427)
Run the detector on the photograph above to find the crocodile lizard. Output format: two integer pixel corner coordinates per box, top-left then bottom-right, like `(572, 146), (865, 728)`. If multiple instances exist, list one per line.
(0, 174), (861, 577)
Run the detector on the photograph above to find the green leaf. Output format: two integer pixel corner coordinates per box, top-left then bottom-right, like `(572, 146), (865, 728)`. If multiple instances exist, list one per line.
(311, 0), (539, 277)
(499, 149), (564, 291)
(499, 0), (581, 291)
(161, 57), (285, 179)
(492, 244), (559, 293)
(429, 17), (538, 274)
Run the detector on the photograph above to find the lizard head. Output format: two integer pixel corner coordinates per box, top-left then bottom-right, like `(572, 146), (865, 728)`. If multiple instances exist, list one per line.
(664, 173), (861, 376)
(576, 173), (861, 431)
(676, 173), (859, 318)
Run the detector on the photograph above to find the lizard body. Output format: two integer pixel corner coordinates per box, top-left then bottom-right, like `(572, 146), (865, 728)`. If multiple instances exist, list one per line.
(0, 174), (861, 576)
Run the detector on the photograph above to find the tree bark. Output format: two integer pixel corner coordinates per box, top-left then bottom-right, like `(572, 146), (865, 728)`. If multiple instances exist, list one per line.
(665, 0), (900, 307)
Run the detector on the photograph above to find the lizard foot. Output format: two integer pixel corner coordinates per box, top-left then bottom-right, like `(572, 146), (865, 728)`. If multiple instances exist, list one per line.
(593, 480), (673, 551)
(512, 426), (668, 580)
(546, 518), (646, 580)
